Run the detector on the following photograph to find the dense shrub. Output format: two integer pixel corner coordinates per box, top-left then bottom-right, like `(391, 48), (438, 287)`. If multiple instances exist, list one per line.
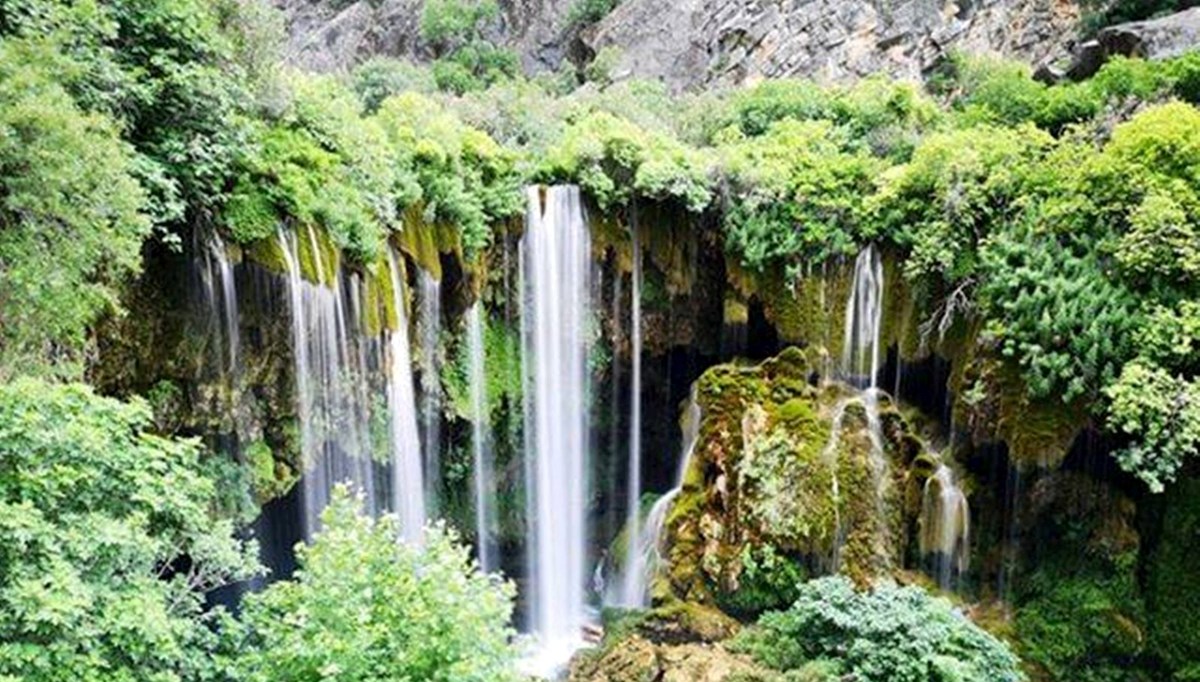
(230, 486), (520, 682)
(0, 379), (259, 680)
(734, 576), (1024, 682)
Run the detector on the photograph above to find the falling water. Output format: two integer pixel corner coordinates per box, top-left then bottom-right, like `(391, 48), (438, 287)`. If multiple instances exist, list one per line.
(385, 248), (427, 544)
(625, 385), (702, 604)
(520, 185), (592, 674)
(619, 218), (644, 607)
(843, 244), (884, 388)
(830, 244), (893, 570)
(277, 226), (380, 538)
(197, 230), (240, 378)
(920, 462), (971, 590)
(418, 271), (442, 515)
(467, 303), (497, 571)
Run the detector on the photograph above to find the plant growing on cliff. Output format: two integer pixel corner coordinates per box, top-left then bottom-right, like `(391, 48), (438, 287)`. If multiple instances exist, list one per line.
(229, 486), (520, 682)
(734, 576), (1025, 682)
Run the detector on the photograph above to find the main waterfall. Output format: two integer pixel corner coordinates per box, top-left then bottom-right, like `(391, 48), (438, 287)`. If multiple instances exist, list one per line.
(467, 303), (497, 572)
(386, 248), (427, 544)
(618, 216), (645, 607)
(520, 185), (593, 674)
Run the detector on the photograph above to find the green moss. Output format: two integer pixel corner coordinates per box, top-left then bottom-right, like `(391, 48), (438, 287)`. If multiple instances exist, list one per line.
(244, 234), (289, 275)
(294, 223), (340, 287)
(1147, 478), (1200, 675)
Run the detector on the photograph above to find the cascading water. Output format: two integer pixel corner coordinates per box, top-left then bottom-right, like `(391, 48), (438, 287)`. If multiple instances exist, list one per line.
(618, 217), (644, 607)
(919, 462), (970, 590)
(829, 243), (893, 570)
(625, 385), (702, 604)
(466, 303), (497, 572)
(520, 185), (592, 674)
(418, 270), (442, 515)
(197, 230), (240, 379)
(278, 226), (380, 538)
(385, 248), (427, 545)
(843, 244), (884, 388)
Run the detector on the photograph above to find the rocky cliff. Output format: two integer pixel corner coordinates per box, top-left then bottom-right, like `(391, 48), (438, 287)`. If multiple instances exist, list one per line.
(277, 0), (1083, 88)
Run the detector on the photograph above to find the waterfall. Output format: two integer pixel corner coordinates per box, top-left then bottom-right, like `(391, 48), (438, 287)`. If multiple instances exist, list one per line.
(619, 217), (644, 607)
(919, 462), (970, 591)
(625, 385), (702, 604)
(198, 230), (240, 379)
(467, 303), (496, 571)
(386, 248), (427, 544)
(418, 270), (442, 515)
(277, 226), (380, 538)
(843, 244), (884, 388)
(520, 185), (592, 674)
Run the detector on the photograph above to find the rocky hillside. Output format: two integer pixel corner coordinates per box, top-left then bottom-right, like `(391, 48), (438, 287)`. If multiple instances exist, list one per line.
(276, 0), (1083, 88)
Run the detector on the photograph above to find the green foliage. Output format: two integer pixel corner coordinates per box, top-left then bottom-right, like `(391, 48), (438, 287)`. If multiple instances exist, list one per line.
(542, 110), (713, 212)
(0, 378), (259, 680)
(1104, 361), (1200, 492)
(0, 39), (151, 378)
(420, 0), (499, 52)
(1147, 479), (1200, 675)
(351, 57), (437, 113)
(567, 0), (620, 27)
(734, 576), (1024, 682)
(432, 41), (520, 95)
(721, 119), (877, 268)
(717, 544), (806, 618)
(375, 92), (523, 253)
(231, 486), (520, 682)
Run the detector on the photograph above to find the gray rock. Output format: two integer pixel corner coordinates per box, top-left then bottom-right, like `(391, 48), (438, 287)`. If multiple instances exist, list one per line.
(276, 0), (1081, 89)
(1063, 7), (1200, 80)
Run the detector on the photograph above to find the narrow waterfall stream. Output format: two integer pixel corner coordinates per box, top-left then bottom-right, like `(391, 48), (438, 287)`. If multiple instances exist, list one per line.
(520, 185), (593, 674)
(467, 303), (497, 572)
(629, 385), (702, 603)
(920, 462), (971, 590)
(619, 216), (645, 607)
(197, 230), (240, 380)
(418, 271), (442, 515)
(386, 248), (427, 544)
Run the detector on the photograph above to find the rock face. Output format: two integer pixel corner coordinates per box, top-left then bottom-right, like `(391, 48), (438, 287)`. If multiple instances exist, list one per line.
(1064, 7), (1200, 79)
(586, 0), (1079, 90)
(276, 0), (1080, 88)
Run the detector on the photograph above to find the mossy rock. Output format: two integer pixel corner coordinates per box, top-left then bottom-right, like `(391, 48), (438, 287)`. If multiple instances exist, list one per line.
(659, 347), (918, 606)
(1147, 477), (1200, 674)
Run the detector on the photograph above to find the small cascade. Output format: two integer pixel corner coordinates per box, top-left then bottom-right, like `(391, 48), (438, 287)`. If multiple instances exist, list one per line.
(820, 399), (850, 572)
(197, 230), (240, 379)
(417, 270), (442, 515)
(827, 244), (893, 571)
(520, 185), (592, 675)
(277, 226), (380, 538)
(624, 385), (702, 605)
(619, 217), (644, 607)
(385, 248), (427, 544)
(919, 463), (971, 590)
(842, 244), (884, 388)
(466, 303), (497, 572)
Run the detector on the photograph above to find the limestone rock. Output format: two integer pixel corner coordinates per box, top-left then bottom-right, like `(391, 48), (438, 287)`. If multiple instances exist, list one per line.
(276, 0), (1080, 89)
(569, 635), (660, 682)
(1065, 7), (1200, 79)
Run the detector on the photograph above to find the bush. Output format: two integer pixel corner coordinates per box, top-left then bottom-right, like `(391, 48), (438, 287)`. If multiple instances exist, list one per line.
(567, 0), (619, 27)
(231, 486), (520, 682)
(0, 379), (259, 680)
(734, 576), (1024, 682)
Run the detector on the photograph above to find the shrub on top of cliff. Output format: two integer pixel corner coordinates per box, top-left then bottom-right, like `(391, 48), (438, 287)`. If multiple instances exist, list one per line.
(0, 39), (151, 379)
(720, 119), (877, 269)
(872, 124), (1054, 288)
(375, 92), (523, 254)
(541, 110), (714, 212)
(733, 576), (1025, 682)
(420, 0), (518, 94)
(229, 74), (397, 262)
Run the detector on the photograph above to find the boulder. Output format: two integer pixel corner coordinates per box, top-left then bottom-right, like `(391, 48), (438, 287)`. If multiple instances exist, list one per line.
(1065, 7), (1200, 79)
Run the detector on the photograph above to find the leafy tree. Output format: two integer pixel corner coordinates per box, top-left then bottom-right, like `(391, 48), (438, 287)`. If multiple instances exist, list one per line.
(1104, 361), (1200, 492)
(230, 486), (520, 682)
(351, 57), (437, 113)
(734, 576), (1024, 682)
(567, 0), (620, 27)
(0, 378), (259, 680)
(0, 39), (150, 379)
